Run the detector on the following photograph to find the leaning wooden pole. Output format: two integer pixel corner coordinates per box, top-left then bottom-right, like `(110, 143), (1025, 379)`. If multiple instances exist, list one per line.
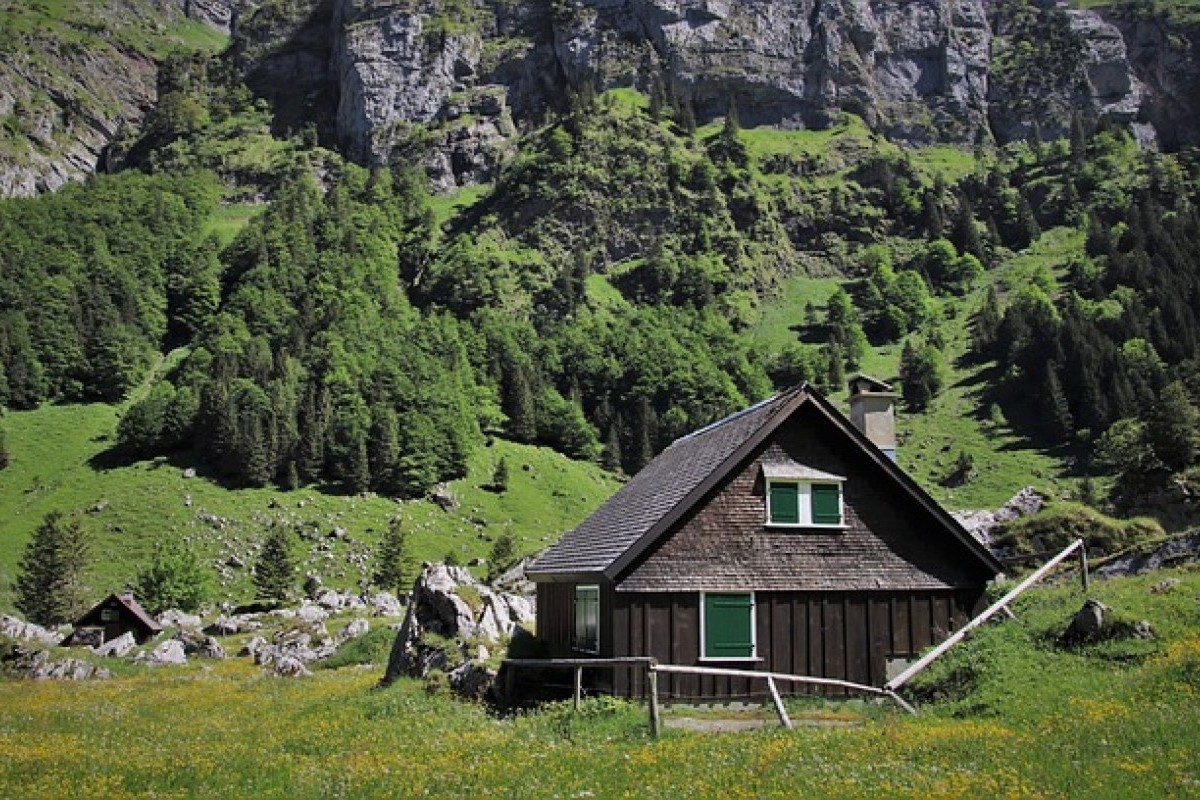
(885, 538), (1087, 693)
(647, 661), (662, 738)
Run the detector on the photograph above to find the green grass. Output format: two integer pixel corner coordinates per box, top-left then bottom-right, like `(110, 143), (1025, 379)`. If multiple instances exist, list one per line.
(204, 203), (264, 246)
(0, 398), (622, 611)
(0, 569), (1197, 797)
(428, 182), (491, 227)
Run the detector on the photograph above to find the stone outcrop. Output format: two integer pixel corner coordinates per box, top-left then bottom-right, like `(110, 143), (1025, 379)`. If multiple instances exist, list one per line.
(954, 487), (1045, 549)
(0, 615), (65, 646)
(1094, 532), (1200, 579)
(1, 645), (112, 680)
(381, 563), (535, 694)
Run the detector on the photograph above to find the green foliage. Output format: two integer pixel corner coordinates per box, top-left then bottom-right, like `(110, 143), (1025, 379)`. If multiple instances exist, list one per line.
(991, 502), (1163, 557)
(0, 172), (218, 407)
(253, 527), (297, 606)
(317, 624), (394, 670)
(373, 518), (416, 596)
(134, 542), (212, 615)
(14, 510), (91, 626)
(487, 531), (516, 582)
(899, 338), (945, 410)
(489, 456), (509, 493)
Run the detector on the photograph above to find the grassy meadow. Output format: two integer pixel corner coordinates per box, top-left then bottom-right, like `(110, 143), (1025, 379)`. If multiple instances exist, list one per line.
(1, 568), (1198, 798)
(0, 395), (622, 609)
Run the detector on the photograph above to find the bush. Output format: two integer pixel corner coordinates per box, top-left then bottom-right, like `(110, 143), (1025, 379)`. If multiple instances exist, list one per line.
(992, 503), (1164, 558)
(135, 543), (212, 615)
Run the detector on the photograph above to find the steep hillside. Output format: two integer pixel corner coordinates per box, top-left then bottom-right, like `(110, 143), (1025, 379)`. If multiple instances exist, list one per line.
(0, 0), (229, 196)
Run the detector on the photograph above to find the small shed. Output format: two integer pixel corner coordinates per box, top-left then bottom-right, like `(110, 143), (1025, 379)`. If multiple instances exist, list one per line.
(527, 382), (1002, 701)
(66, 592), (162, 647)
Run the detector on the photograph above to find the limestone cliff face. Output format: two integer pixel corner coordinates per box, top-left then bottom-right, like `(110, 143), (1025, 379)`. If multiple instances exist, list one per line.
(324, 0), (1180, 187)
(0, 0), (237, 198)
(4, 0), (1200, 196)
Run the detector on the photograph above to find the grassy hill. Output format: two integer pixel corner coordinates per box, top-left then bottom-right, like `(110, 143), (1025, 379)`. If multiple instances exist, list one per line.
(0, 567), (1196, 796)
(0, 393), (622, 610)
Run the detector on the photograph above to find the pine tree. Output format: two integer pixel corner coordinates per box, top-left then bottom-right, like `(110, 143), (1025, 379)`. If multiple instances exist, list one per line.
(490, 456), (510, 492)
(1145, 380), (1200, 472)
(254, 528), (297, 606)
(15, 511), (91, 626)
(1040, 365), (1074, 444)
(373, 517), (415, 595)
(488, 531), (517, 582)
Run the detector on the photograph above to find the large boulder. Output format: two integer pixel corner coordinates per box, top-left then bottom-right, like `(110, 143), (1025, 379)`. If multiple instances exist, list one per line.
(158, 609), (203, 630)
(1060, 599), (1155, 645)
(93, 632), (137, 658)
(135, 639), (188, 667)
(381, 563), (536, 691)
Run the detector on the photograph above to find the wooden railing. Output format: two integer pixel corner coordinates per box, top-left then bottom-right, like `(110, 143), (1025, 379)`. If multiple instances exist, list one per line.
(501, 657), (913, 735)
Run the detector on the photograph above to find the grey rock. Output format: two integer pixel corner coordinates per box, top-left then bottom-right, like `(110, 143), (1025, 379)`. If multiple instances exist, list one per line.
(93, 632), (137, 658)
(1094, 533), (1200, 578)
(239, 636), (269, 658)
(3, 646), (112, 680)
(158, 609), (204, 630)
(448, 660), (496, 700)
(0, 614), (65, 646)
(369, 591), (404, 617)
(296, 603), (329, 624)
(1151, 578), (1182, 594)
(337, 618), (370, 644)
(137, 639), (188, 667)
(273, 656), (312, 678)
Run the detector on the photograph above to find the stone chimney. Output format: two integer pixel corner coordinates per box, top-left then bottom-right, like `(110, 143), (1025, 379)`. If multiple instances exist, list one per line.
(847, 374), (898, 461)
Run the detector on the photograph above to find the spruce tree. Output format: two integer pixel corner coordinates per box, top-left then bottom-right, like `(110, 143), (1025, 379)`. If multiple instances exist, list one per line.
(1146, 381), (1200, 473)
(490, 456), (510, 492)
(488, 531), (517, 582)
(373, 518), (415, 596)
(15, 511), (91, 626)
(254, 528), (297, 606)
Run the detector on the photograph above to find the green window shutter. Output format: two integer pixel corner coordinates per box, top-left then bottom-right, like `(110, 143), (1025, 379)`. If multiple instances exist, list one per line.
(704, 593), (754, 658)
(812, 484), (841, 525)
(769, 483), (799, 524)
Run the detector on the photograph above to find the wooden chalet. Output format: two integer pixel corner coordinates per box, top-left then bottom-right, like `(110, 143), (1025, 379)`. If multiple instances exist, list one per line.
(66, 592), (163, 647)
(526, 380), (1002, 701)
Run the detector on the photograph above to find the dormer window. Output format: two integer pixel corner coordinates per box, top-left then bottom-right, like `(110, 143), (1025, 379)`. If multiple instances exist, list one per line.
(762, 461), (846, 527)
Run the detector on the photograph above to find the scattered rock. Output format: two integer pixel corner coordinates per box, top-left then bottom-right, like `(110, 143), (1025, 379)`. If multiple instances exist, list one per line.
(369, 592), (404, 617)
(158, 609), (203, 630)
(954, 487), (1046, 548)
(337, 619), (370, 644)
(136, 639), (188, 667)
(1151, 578), (1181, 594)
(2, 646), (111, 681)
(1060, 599), (1155, 645)
(295, 604), (328, 624)
(173, 630), (226, 659)
(273, 656), (312, 678)
(93, 632), (137, 658)
(448, 660), (496, 700)
(1094, 533), (1200, 578)
(0, 614), (65, 646)
(182, 467), (197, 479)
(239, 636), (269, 658)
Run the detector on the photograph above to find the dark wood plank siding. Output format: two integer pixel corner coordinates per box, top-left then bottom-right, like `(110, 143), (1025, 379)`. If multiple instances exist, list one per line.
(536, 583), (575, 650)
(606, 588), (983, 700)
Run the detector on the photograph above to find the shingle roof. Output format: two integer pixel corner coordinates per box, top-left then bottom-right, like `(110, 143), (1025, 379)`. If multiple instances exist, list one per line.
(528, 384), (1002, 582)
(527, 388), (800, 578)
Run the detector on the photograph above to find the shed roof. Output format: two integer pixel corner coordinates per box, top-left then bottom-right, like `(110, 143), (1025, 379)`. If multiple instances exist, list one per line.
(527, 384), (1002, 582)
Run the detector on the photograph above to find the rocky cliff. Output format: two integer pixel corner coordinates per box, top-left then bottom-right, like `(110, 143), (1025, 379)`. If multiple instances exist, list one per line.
(306, 0), (1189, 187)
(5, 0), (1200, 196)
(0, 0), (237, 197)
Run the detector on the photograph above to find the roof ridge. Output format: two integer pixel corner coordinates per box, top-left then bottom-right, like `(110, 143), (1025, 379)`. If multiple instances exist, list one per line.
(673, 385), (801, 445)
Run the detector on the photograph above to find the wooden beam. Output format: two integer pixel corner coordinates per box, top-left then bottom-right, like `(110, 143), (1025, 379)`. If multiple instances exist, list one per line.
(653, 663), (912, 714)
(648, 667), (662, 738)
(766, 676), (793, 729)
(884, 538), (1087, 693)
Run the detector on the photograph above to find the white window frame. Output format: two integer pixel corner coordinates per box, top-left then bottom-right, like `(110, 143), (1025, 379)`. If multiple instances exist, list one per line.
(765, 479), (846, 529)
(699, 591), (759, 662)
(574, 584), (600, 654)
